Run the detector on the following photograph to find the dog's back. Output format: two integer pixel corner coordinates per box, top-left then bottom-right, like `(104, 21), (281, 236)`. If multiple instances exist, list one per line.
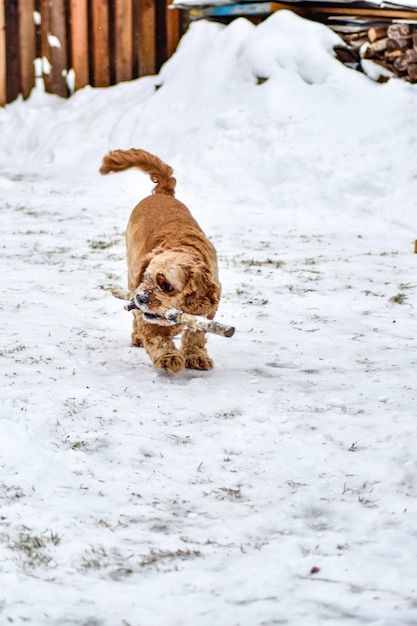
(100, 147), (218, 287)
(100, 148), (176, 197)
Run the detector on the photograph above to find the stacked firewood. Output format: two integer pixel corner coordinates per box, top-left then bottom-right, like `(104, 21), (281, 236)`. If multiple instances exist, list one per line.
(365, 23), (417, 81)
(335, 23), (417, 82)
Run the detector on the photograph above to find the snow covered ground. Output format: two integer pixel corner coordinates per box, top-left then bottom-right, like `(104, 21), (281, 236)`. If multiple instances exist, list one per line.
(1, 10), (416, 626)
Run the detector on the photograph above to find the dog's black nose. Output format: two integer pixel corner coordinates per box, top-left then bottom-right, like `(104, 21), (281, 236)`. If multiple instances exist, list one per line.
(134, 291), (149, 306)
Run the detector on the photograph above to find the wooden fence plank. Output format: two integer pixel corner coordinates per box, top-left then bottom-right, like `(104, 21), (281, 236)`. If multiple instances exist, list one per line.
(18, 0), (35, 99)
(138, 0), (156, 76)
(166, 1), (180, 60)
(114, 0), (133, 83)
(69, 0), (89, 91)
(90, 0), (110, 87)
(5, 0), (20, 103)
(40, 0), (69, 97)
(1, 2), (183, 105)
(0, 0), (6, 105)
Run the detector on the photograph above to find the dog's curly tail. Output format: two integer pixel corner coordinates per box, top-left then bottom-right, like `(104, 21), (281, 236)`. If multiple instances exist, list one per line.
(99, 148), (176, 196)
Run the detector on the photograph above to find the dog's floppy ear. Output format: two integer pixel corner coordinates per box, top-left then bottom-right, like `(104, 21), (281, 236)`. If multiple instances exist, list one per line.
(180, 264), (221, 318)
(128, 248), (164, 290)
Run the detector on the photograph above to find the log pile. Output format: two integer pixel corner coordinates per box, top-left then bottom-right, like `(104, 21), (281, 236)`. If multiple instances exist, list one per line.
(176, 0), (417, 84)
(364, 23), (417, 81)
(335, 23), (417, 83)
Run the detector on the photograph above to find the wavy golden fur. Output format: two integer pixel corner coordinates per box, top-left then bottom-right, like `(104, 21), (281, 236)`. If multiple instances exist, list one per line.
(100, 148), (221, 372)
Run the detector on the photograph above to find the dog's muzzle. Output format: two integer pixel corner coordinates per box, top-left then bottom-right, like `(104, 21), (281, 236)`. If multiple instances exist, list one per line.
(125, 291), (171, 325)
(125, 290), (149, 311)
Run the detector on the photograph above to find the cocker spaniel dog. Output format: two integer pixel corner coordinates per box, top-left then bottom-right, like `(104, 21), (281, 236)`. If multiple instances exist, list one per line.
(100, 148), (221, 373)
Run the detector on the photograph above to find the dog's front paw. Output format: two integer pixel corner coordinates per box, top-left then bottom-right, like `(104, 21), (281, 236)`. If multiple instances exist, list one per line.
(131, 333), (143, 347)
(154, 351), (186, 373)
(185, 352), (213, 370)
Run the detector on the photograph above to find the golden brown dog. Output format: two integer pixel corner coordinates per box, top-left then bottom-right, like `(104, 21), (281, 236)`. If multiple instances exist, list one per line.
(100, 148), (221, 372)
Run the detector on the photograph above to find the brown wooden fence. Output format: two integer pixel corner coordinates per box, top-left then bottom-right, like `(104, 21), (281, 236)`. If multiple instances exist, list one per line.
(0, 0), (184, 105)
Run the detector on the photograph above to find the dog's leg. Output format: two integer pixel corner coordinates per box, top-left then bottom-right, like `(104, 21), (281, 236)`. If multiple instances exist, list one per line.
(131, 310), (144, 347)
(181, 329), (213, 370)
(141, 321), (185, 372)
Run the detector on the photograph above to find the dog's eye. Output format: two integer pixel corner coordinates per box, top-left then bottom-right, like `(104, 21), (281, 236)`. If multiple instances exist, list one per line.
(157, 275), (174, 293)
(161, 281), (174, 293)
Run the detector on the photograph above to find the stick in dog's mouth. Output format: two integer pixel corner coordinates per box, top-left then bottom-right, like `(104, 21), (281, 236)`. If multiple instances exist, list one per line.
(110, 287), (235, 338)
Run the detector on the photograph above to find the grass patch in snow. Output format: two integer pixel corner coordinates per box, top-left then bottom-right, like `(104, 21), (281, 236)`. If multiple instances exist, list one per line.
(6, 528), (61, 569)
(88, 239), (119, 251)
(0, 344), (27, 357)
(389, 293), (407, 304)
(139, 548), (201, 569)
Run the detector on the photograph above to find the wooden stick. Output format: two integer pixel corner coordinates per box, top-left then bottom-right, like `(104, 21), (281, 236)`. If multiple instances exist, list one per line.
(109, 287), (235, 337)
(110, 287), (131, 300)
(163, 310), (235, 338)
